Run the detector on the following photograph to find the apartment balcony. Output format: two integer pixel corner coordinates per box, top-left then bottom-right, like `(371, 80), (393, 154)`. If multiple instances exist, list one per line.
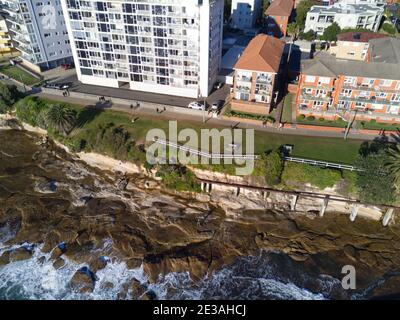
(236, 76), (252, 83)
(303, 84), (335, 90)
(256, 77), (272, 84)
(235, 86), (251, 93)
(342, 84), (399, 93)
(339, 96), (400, 107)
(301, 93), (332, 102)
(15, 44), (33, 55)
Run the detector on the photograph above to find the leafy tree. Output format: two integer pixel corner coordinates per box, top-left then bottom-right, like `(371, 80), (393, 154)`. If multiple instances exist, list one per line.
(224, 0), (232, 22)
(287, 22), (300, 38)
(299, 29), (315, 41)
(263, 0), (270, 14)
(382, 23), (397, 35)
(386, 143), (400, 191)
(254, 149), (284, 185)
(355, 149), (396, 205)
(320, 22), (341, 42)
(46, 104), (77, 136)
(295, 0), (318, 31)
(0, 83), (18, 114)
(15, 97), (47, 127)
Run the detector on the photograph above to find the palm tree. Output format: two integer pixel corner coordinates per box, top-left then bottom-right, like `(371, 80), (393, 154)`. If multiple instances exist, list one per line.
(386, 143), (400, 190)
(46, 104), (76, 136)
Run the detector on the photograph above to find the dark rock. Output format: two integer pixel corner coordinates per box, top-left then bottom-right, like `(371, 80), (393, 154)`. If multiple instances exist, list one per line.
(38, 256), (46, 265)
(0, 251), (10, 266)
(100, 281), (114, 290)
(53, 258), (66, 269)
(89, 256), (109, 273)
(117, 278), (146, 300)
(69, 267), (97, 293)
(10, 246), (33, 262)
(140, 290), (157, 300)
(126, 258), (142, 269)
(50, 242), (66, 260)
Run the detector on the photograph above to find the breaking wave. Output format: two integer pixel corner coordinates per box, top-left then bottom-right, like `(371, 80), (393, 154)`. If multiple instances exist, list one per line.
(0, 243), (326, 300)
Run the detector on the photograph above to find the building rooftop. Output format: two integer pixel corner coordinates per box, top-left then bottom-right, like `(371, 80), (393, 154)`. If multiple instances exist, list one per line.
(265, 0), (294, 17)
(301, 56), (400, 80)
(369, 37), (400, 64)
(309, 3), (384, 14)
(234, 34), (285, 73)
(221, 46), (245, 70)
(337, 31), (387, 43)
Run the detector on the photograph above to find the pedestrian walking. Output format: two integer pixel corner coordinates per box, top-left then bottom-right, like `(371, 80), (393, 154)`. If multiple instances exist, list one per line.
(130, 104), (133, 109)
(156, 107), (159, 113)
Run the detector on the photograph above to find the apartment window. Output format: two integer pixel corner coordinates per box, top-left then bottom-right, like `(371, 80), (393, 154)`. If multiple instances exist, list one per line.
(318, 77), (330, 85)
(313, 101), (324, 107)
(391, 94), (400, 102)
(305, 75), (316, 83)
(379, 79), (393, 87)
(375, 92), (387, 99)
(361, 78), (374, 86)
(341, 89), (352, 96)
(344, 77), (356, 85)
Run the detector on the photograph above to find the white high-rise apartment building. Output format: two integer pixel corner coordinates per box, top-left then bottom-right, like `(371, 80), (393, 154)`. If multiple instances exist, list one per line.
(0, 0), (73, 71)
(230, 0), (262, 30)
(305, 3), (384, 35)
(61, 0), (224, 98)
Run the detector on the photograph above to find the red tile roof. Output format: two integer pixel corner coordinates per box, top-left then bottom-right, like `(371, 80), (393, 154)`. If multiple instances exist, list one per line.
(265, 0), (294, 17)
(234, 34), (285, 73)
(337, 32), (387, 43)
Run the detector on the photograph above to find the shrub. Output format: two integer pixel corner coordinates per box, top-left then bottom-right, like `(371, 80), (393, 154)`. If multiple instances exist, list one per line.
(66, 138), (87, 153)
(318, 118), (325, 122)
(156, 164), (201, 192)
(306, 116), (316, 121)
(253, 150), (284, 186)
(15, 97), (48, 128)
(298, 114), (306, 120)
(369, 119), (377, 124)
(382, 23), (396, 35)
(282, 162), (342, 189)
(225, 109), (275, 123)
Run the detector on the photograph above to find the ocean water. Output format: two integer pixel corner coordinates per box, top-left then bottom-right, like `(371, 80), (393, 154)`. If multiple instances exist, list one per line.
(0, 243), (327, 300)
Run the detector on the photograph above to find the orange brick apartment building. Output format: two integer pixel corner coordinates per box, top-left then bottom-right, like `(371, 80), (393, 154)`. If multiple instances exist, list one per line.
(265, 0), (294, 37)
(296, 58), (400, 123)
(231, 34), (285, 115)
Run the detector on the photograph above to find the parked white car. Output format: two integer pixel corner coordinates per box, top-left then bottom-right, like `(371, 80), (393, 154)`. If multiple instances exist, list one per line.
(188, 101), (205, 110)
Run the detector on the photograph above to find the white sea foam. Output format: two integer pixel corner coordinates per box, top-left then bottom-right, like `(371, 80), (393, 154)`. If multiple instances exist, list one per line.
(0, 243), (329, 300)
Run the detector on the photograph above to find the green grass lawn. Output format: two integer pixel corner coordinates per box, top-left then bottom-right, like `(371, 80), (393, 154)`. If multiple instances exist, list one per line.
(356, 120), (400, 131)
(296, 116), (348, 128)
(36, 98), (366, 165)
(0, 64), (40, 86)
(281, 93), (294, 123)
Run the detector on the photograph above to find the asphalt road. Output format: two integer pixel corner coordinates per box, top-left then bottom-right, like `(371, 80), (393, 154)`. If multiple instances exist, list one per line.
(59, 74), (230, 108)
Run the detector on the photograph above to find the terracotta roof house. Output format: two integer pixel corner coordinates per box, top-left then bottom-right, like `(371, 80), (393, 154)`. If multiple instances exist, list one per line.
(265, 0), (294, 37)
(330, 32), (387, 61)
(231, 34), (285, 115)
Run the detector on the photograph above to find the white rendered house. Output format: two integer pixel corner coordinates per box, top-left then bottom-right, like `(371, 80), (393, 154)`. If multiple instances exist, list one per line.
(230, 0), (262, 30)
(304, 3), (384, 35)
(1, 0), (73, 71)
(61, 0), (224, 98)
(336, 0), (386, 6)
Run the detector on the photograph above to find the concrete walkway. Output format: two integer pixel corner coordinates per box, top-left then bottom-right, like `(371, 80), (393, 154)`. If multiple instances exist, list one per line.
(36, 91), (384, 142)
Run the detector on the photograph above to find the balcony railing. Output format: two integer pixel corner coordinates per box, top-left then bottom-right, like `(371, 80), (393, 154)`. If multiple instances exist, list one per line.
(339, 96), (400, 107)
